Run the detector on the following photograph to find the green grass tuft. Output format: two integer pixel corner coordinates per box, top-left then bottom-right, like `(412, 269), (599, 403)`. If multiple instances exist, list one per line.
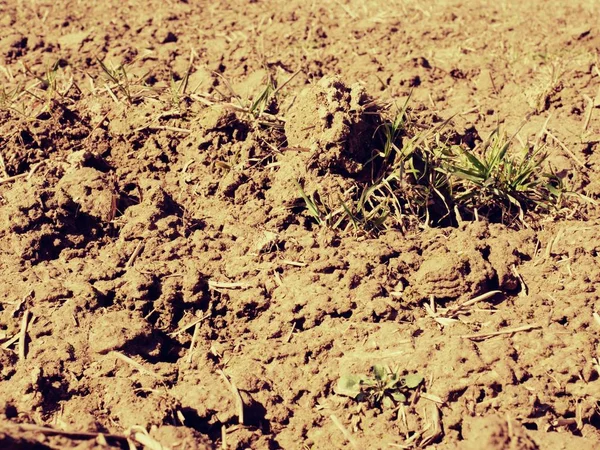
(296, 103), (574, 232)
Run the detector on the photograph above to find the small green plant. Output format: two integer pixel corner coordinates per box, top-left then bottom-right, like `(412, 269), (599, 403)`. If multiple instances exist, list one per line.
(22, 61), (80, 104)
(168, 54), (193, 110)
(248, 69), (301, 121)
(294, 180), (351, 229)
(96, 57), (141, 105)
(371, 96), (411, 166)
(168, 71), (189, 110)
(24, 61), (60, 94)
(295, 100), (572, 232)
(338, 182), (396, 232)
(336, 365), (423, 409)
(340, 111), (452, 231)
(440, 128), (561, 221)
(248, 75), (275, 119)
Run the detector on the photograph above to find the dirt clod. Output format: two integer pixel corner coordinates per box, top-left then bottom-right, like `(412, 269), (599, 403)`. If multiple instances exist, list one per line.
(284, 76), (379, 175)
(88, 310), (157, 356)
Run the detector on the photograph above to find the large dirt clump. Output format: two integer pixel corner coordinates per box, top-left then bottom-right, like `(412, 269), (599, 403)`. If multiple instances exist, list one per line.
(284, 76), (380, 176)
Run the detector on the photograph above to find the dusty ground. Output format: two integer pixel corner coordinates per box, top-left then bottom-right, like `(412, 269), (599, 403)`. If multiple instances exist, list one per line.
(1, 0), (600, 448)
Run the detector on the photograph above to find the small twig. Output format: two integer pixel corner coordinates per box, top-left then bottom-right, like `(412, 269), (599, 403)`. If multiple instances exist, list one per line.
(218, 369), (244, 425)
(125, 241), (145, 268)
(111, 351), (164, 379)
(18, 309), (31, 360)
(0, 161), (45, 185)
(330, 414), (358, 449)
(442, 290), (502, 318)
(582, 94), (594, 132)
(182, 159), (195, 173)
(86, 111), (110, 137)
(271, 69), (303, 98)
(221, 425), (227, 450)
(1, 333), (19, 349)
(0, 151), (9, 178)
(461, 324), (541, 341)
(284, 321), (296, 343)
(460, 105), (479, 116)
(545, 130), (586, 169)
(552, 417), (577, 427)
(280, 259), (307, 267)
(3, 423), (128, 442)
(169, 312), (210, 338)
(489, 70), (499, 95)
(453, 205), (463, 226)
(26, 161), (45, 180)
(208, 280), (251, 290)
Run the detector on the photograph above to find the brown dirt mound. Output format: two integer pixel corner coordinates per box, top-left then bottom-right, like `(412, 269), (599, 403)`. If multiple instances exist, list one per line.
(285, 75), (379, 175)
(1, 0), (600, 449)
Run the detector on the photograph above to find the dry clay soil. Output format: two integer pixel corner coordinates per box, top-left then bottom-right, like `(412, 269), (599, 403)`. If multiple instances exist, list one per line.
(1, 0), (600, 449)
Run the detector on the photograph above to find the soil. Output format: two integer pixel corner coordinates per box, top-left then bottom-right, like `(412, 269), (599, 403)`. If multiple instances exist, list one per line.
(1, 0), (600, 449)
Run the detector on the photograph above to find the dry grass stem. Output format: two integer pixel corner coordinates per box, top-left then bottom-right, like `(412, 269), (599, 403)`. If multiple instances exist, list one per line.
(0, 152), (8, 178)
(545, 130), (586, 169)
(133, 125), (191, 134)
(582, 94), (594, 131)
(271, 69), (303, 97)
(461, 324), (541, 341)
(420, 392), (444, 404)
(190, 93), (285, 124)
(18, 309), (31, 360)
(442, 290), (502, 318)
(125, 241), (144, 269)
(169, 312), (210, 338)
(186, 322), (200, 364)
(284, 321), (296, 343)
(542, 228), (565, 261)
(1, 333), (19, 350)
(3, 422), (128, 442)
(281, 259), (307, 267)
(330, 414), (359, 449)
(221, 424), (228, 450)
(0, 161), (45, 185)
(420, 403), (443, 446)
(218, 368), (245, 425)
(111, 351), (164, 379)
(208, 280), (251, 290)
(511, 265), (528, 296)
(128, 425), (170, 450)
(125, 241), (145, 268)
